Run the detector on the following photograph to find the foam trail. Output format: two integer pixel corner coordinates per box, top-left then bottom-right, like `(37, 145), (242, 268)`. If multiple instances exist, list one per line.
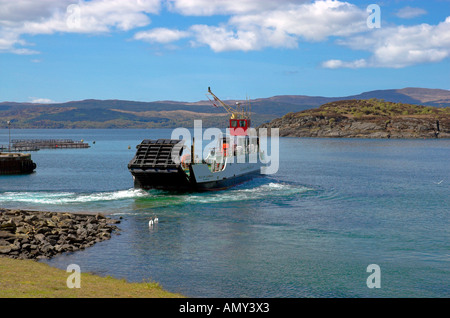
(0, 183), (312, 209)
(183, 182), (313, 204)
(0, 189), (149, 205)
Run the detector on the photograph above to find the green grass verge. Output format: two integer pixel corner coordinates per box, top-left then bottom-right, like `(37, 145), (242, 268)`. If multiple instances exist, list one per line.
(0, 257), (183, 298)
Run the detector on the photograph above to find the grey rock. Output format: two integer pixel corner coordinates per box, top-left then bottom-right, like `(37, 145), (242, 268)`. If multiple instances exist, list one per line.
(0, 209), (120, 260)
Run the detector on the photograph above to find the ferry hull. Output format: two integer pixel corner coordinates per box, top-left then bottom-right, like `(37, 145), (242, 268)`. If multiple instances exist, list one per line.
(131, 167), (192, 191)
(130, 163), (261, 192)
(128, 138), (263, 192)
(189, 160), (262, 191)
(193, 168), (260, 191)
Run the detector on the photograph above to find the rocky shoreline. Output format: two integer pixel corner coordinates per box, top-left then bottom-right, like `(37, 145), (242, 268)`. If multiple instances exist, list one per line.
(0, 208), (121, 260)
(260, 115), (450, 138)
(258, 99), (450, 138)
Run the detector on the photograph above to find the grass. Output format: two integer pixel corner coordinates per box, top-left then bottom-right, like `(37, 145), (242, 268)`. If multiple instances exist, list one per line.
(0, 257), (183, 298)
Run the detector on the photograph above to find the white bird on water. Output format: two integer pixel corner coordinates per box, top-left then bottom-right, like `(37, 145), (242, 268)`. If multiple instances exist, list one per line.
(149, 215), (158, 227)
(434, 179), (444, 184)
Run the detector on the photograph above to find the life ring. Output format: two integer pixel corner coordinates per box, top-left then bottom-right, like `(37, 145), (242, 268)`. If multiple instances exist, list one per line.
(181, 154), (191, 169)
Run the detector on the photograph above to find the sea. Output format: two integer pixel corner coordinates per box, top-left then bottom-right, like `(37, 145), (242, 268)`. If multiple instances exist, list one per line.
(0, 128), (449, 298)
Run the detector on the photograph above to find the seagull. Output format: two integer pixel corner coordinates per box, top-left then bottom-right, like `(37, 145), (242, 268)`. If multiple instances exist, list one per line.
(434, 180), (444, 185)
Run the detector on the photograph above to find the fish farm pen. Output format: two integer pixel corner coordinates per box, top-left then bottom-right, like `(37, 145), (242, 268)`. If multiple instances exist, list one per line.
(0, 145), (39, 152)
(11, 139), (90, 150)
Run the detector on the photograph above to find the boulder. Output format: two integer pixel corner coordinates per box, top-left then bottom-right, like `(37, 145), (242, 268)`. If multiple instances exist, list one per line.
(0, 246), (12, 254)
(0, 220), (17, 232)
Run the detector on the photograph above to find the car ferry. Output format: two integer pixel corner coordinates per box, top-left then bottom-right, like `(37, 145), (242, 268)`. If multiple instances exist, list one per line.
(128, 87), (265, 191)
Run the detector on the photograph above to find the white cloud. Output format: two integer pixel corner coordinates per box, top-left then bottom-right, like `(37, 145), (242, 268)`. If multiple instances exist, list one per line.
(322, 17), (450, 68)
(133, 0), (368, 52)
(136, 2), (450, 68)
(230, 0), (366, 42)
(65, 0), (160, 33)
(185, 0), (367, 52)
(23, 0), (160, 34)
(166, 0), (308, 16)
(321, 59), (367, 69)
(0, 0), (72, 26)
(0, 0), (161, 53)
(396, 6), (427, 19)
(2, 0), (450, 70)
(134, 28), (190, 43)
(188, 24), (276, 52)
(30, 98), (55, 104)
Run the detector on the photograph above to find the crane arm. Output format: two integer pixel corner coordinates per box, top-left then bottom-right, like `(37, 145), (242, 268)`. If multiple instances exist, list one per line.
(206, 87), (235, 115)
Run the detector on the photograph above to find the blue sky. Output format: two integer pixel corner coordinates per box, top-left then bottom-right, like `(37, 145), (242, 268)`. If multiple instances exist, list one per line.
(0, 0), (449, 103)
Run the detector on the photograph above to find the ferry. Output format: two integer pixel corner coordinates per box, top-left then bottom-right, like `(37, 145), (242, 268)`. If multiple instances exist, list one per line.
(128, 87), (264, 191)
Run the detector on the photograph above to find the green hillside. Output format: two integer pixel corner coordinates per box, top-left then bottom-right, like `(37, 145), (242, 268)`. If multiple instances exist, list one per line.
(1, 88), (449, 128)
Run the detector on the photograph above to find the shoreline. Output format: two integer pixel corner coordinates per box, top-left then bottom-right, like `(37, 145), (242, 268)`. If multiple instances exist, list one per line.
(0, 207), (121, 260)
(259, 115), (450, 139)
(0, 208), (185, 298)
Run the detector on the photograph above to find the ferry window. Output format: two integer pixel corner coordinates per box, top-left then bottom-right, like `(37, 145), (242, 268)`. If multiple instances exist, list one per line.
(239, 120), (246, 127)
(231, 120), (238, 128)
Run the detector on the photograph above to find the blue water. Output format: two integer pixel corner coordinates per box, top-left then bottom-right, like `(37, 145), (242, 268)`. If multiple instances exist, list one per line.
(1, 129), (449, 297)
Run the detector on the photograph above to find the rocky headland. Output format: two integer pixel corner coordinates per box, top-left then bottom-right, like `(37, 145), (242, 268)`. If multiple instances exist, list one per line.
(0, 208), (121, 260)
(259, 99), (450, 138)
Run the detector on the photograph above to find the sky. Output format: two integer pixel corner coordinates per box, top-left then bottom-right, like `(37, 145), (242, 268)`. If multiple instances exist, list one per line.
(0, 0), (449, 103)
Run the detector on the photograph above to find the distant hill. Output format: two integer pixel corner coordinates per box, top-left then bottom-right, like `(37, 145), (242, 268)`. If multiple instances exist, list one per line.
(1, 87), (449, 128)
(345, 88), (450, 107)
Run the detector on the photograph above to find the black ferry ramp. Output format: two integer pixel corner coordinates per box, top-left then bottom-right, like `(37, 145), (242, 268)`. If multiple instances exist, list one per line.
(128, 139), (192, 191)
